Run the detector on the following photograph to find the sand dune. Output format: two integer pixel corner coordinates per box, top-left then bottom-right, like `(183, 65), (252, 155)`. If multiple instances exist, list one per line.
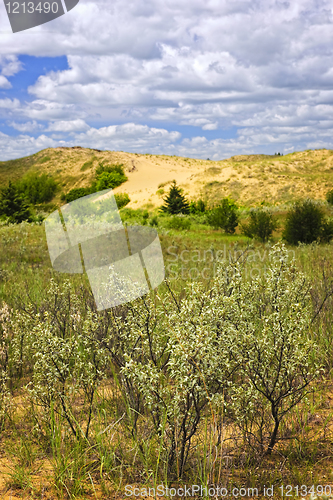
(1, 147), (333, 208)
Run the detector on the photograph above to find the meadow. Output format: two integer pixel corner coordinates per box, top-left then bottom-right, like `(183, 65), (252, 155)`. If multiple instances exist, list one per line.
(1, 210), (333, 499)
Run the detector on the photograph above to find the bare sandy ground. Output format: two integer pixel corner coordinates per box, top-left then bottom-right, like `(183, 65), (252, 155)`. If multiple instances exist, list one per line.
(111, 153), (210, 208)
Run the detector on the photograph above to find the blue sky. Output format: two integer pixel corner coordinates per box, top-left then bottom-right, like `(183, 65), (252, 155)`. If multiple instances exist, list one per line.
(0, 0), (333, 160)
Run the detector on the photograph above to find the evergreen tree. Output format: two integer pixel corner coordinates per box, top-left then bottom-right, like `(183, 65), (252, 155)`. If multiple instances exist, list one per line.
(160, 181), (190, 214)
(0, 181), (33, 223)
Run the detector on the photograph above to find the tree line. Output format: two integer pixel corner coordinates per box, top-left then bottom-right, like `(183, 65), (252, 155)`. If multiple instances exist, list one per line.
(160, 180), (333, 245)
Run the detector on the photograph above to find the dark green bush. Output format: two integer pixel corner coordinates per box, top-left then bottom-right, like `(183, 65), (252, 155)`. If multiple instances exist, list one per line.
(149, 215), (159, 227)
(189, 199), (206, 214)
(160, 181), (190, 215)
(206, 198), (239, 233)
(17, 172), (57, 204)
(96, 171), (127, 191)
(63, 163), (127, 203)
(114, 193), (130, 209)
(0, 182), (34, 223)
(319, 219), (333, 243)
(65, 187), (92, 203)
(240, 209), (277, 242)
(95, 162), (125, 176)
(282, 199), (325, 245)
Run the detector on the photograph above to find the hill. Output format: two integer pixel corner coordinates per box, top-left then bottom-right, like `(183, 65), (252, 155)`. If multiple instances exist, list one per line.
(1, 146), (333, 208)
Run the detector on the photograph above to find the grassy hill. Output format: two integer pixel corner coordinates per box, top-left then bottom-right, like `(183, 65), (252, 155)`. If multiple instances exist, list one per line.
(1, 146), (333, 209)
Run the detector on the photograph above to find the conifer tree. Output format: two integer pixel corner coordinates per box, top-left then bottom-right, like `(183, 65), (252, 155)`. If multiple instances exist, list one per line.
(160, 180), (190, 214)
(0, 181), (33, 223)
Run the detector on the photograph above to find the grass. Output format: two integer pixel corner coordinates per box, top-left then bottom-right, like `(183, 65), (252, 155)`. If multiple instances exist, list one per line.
(80, 157), (96, 172)
(0, 216), (333, 498)
(2, 147), (333, 497)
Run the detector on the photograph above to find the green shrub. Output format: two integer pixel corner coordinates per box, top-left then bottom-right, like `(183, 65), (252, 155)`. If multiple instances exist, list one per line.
(149, 215), (159, 226)
(95, 171), (128, 191)
(95, 162), (126, 176)
(63, 163), (127, 202)
(166, 215), (191, 230)
(16, 172), (57, 204)
(189, 199), (206, 214)
(326, 189), (333, 205)
(282, 199), (325, 245)
(160, 181), (190, 214)
(114, 193), (130, 209)
(319, 219), (333, 243)
(0, 182), (34, 223)
(65, 187), (92, 203)
(119, 207), (139, 222)
(230, 243), (319, 455)
(206, 198), (238, 233)
(142, 210), (149, 225)
(240, 208), (277, 242)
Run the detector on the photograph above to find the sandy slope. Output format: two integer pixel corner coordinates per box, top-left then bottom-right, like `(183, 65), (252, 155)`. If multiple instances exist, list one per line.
(1, 146), (333, 208)
(111, 152), (210, 207)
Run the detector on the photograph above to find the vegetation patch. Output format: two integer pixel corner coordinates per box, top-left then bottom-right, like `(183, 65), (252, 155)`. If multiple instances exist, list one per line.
(114, 192), (130, 209)
(80, 157), (96, 171)
(38, 155), (51, 164)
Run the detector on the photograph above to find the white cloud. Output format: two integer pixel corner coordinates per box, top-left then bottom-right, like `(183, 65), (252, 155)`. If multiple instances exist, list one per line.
(0, 123), (182, 159)
(0, 55), (22, 77)
(21, 100), (83, 121)
(72, 123), (181, 150)
(0, 132), (58, 159)
(46, 119), (89, 132)
(0, 76), (11, 89)
(9, 120), (43, 132)
(1, 0), (333, 158)
(0, 98), (20, 109)
(202, 122), (218, 130)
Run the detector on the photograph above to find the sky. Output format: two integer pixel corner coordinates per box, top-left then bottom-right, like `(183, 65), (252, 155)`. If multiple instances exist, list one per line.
(0, 0), (333, 160)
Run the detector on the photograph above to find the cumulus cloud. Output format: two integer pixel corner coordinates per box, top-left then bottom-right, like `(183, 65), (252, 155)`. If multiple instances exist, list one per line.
(1, 0), (333, 158)
(0, 132), (59, 159)
(46, 119), (89, 132)
(9, 120), (44, 132)
(0, 76), (11, 89)
(72, 123), (181, 151)
(0, 55), (22, 76)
